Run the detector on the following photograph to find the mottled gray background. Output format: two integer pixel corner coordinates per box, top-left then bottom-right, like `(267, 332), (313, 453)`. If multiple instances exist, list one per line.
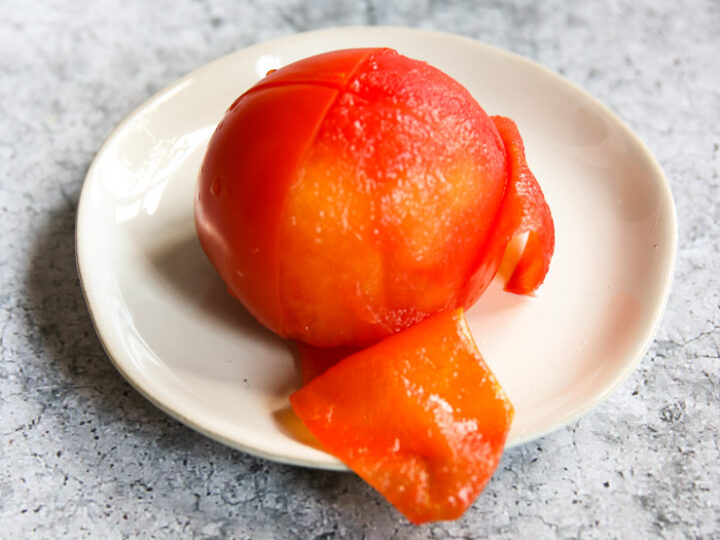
(1, 1), (718, 538)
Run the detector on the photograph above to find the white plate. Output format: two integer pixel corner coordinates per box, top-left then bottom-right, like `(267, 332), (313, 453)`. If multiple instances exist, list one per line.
(76, 27), (676, 470)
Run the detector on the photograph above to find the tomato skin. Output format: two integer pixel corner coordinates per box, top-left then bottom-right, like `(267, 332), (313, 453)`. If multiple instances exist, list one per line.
(195, 49), (377, 334)
(493, 116), (555, 294)
(461, 116), (555, 305)
(253, 48), (383, 90)
(290, 308), (514, 524)
(195, 84), (335, 330)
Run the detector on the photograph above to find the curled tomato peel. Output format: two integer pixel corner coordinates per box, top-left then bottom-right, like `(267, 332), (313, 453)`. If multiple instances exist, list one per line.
(461, 116), (555, 305)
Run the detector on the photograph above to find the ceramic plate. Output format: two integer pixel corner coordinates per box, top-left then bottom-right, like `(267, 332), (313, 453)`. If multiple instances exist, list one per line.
(76, 27), (676, 470)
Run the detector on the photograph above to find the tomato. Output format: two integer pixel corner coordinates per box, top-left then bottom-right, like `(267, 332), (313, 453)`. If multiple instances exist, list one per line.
(296, 341), (359, 385)
(196, 49), (555, 524)
(195, 47), (554, 348)
(290, 308), (514, 524)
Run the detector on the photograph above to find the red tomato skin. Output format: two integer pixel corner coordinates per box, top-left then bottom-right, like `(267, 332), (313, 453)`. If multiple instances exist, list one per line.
(252, 48), (386, 90)
(195, 49), (377, 334)
(195, 84), (337, 330)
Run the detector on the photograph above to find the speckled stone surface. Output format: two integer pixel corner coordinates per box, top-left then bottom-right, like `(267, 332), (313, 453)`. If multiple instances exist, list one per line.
(1, 1), (718, 538)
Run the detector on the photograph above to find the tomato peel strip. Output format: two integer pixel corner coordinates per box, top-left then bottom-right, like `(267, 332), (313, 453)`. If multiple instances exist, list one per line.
(290, 308), (514, 524)
(462, 116), (555, 304)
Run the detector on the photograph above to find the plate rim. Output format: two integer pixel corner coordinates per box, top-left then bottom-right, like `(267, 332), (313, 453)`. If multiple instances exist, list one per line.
(76, 25), (678, 470)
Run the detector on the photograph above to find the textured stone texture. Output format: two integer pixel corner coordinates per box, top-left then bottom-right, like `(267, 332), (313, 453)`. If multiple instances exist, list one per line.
(1, 1), (718, 538)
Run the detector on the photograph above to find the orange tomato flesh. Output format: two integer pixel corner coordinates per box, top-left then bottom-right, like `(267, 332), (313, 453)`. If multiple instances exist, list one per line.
(278, 49), (508, 347)
(290, 308), (514, 524)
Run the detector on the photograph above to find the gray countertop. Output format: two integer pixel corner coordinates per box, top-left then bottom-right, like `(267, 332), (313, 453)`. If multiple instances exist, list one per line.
(1, 1), (718, 538)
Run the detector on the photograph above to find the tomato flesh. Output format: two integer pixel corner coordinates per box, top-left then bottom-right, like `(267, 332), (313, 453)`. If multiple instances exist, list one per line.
(276, 48), (507, 347)
(196, 48), (554, 346)
(195, 83), (338, 329)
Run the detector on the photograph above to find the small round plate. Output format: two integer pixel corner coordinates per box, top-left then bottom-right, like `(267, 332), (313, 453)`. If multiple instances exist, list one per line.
(76, 27), (676, 470)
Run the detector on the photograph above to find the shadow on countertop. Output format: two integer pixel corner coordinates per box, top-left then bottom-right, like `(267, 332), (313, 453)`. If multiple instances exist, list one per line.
(24, 188), (171, 433)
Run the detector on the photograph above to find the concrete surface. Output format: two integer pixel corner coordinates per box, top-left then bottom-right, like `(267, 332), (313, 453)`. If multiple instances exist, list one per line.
(1, 1), (718, 538)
